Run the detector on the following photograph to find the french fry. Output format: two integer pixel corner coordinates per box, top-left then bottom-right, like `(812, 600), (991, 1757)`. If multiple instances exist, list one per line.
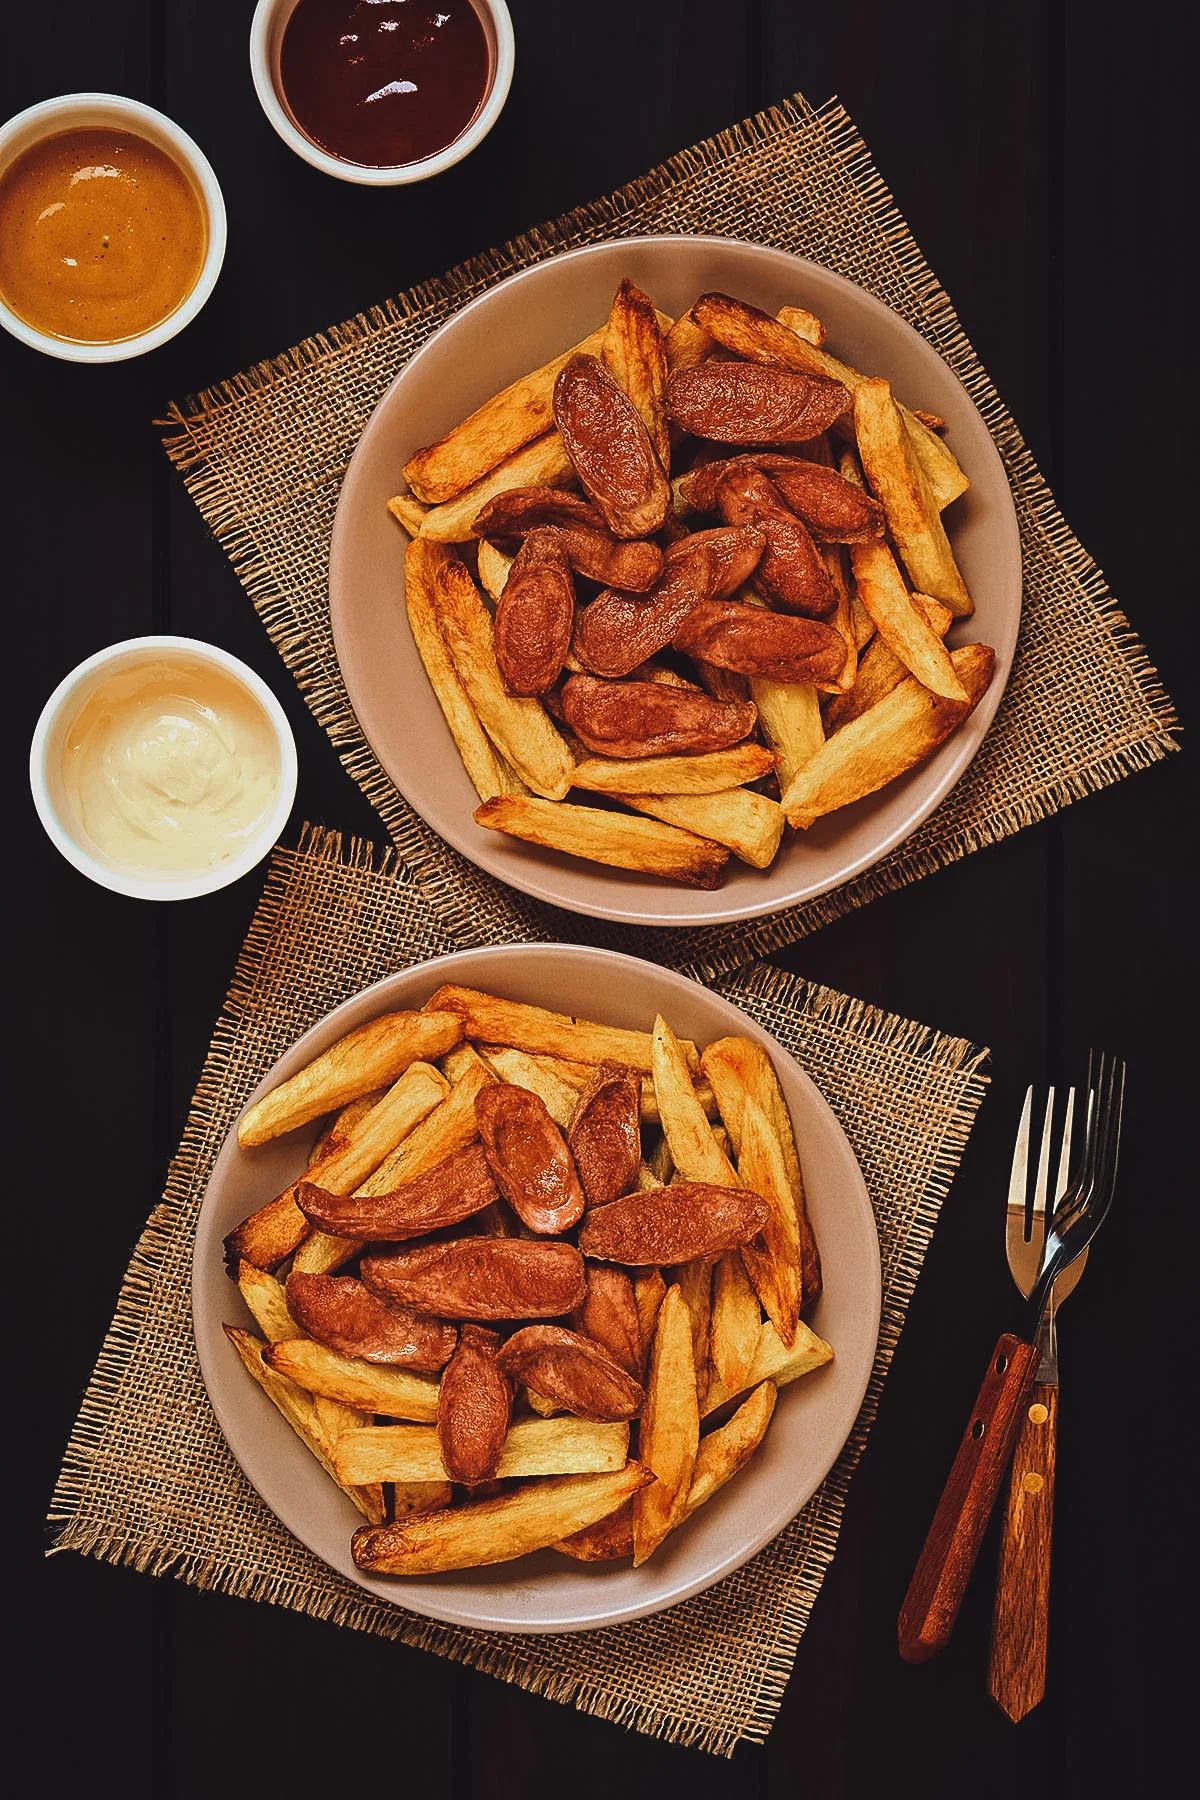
(393, 1480), (454, 1518)
(616, 787), (785, 869)
(852, 378), (972, 615)
(423, 984), (700, 1073)
(781, 643), (996, 829)
(700, 1317), (834, 1418)
(822, 539), (860, 690)
(652, 1014), (738, 1184)
(237, 1008), (462, 1147)
(732, 1097), (802, 1346)
(823, 595), (954, 733)
(224, 1327), (386, 1523)
(222, 1189), (311, 1274)
(672, 1260), (712, 1405)
(387, 492), (430, 536)
(571, 743), (776, 796)
(525, 1388), (559, 1417)
(352, 1464), (653, 1575)
(645, 1132), (674, 1184)
(690, 291), (969, 511)
(313, 1392), (371, 1448)
(403, 325), (608, 504)
(603, 277), (670, 468)
(334, 1416), (631, 1485)
(308, 1088), (390, 1165)
(775, 304), (827, 347)
(554, 1499), (635, 1561)
(475, 537), (514, 603)
(633, 1284), (699, 1564)
(264, 1338), (441, 1421)
(751, 676), (825, 791)
(433, 555), (575, 799)
(913, 408), (947, 432)
(632, 1267), (668, 1348)
(681, 1381), (777, 1519)
(414, 433), (577, 541)
(439, 1040), (494, 1085)
(664, 307), (715, 373)
(709, 1251), (762, 1395)
(235, 1261), (301, 1344)
(851, 589), (875, 650)
(474, 794), (731, 889)
(701, 1035), (821, 1310)
(480, 1045), (579, 1129)
(405, 537), (523, 802)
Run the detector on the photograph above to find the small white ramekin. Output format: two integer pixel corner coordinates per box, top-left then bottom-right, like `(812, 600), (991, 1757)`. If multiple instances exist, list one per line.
(0, 93), (227, 364)
(30, 636), (298, 902)
(249, 0), (515, 186)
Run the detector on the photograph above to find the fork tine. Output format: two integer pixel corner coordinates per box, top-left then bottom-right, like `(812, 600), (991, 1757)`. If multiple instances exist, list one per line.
(1055, 1088), (1076, 1205)
(1008, 1086), (1033, 1235)
(1030, 1088), (1056, 1258)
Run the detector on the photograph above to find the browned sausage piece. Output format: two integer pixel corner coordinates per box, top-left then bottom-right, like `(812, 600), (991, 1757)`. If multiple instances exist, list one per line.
(294, 1143), (499, 1241)
(473, 485), (602, 537)
(714, 467), (836, 618)
(577, 1181), (770, 1265)
(571, 1263), (643, 1378)
(561, 671), (757, 758)
(680, 455), (885, 542)
(473, 487), (664, 592)
(474, 1083), (585, 1235)
(285, 1271), (457, 1370)
(673, 601), (847, 684)
(567, 1062), (642, 1209)
(553, 353), (670, 538)
(437, 1325), (513, 1484)
(361, 1238), (587, 1321)
(571, 526), (764, 679)
(666, 362), (851, 445)
(494, 528), (575, 697)
(495, 1325), (645, 1421)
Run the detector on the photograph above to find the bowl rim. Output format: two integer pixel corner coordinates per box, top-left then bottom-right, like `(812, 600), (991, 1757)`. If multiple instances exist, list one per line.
(0, 92), (227, 363)
(330, 232), (1022, 929)
(29, 633), (298, 902)
(191, 939), (882, 1633)
(248, 0), (516, 187)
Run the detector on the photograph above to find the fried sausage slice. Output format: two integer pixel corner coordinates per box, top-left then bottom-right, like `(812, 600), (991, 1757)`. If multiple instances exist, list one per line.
(361, 1238), (587, 1321)
(285, 1271), (457, 1370)
(553, 353), (670, 538)
(577, 1181), (770, 1265)
(473, 486), (663, 591)
(475, 1083), (586, 1235)
(437, 1324), (513, 1484)
(560, 672), (757, 758)
(713, 467), (836, 617)
(572, 525), (765, 678)
(494, 527), (575, 696)
(294, 1143), (499, 1241)
(681, 455), (885, 542)
(666, 362), (851, 445)
(571, 1264), (643, 1379)
(567, 1062), (642, 1209)
(673, 601), (846, 684)
(496, 1325), (645, 1421)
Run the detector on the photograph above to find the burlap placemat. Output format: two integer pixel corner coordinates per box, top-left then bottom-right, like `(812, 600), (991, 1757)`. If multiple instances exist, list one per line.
(161, 91), (1176, 970)
(51, 826), (987, 1755)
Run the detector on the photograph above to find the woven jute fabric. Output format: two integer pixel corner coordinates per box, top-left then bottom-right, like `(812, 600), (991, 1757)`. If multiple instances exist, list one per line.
(51, 827), (988, 1755)
(160, 92), (1176, 970)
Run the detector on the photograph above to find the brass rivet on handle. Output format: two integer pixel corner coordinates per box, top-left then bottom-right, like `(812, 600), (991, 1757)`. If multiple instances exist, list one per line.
(1028, 1402), (1049, 1424)
(1022, 1472), (1044, 1494)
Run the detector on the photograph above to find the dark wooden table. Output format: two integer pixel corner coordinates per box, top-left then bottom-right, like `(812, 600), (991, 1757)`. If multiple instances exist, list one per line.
(9, 4), (1194, 1794)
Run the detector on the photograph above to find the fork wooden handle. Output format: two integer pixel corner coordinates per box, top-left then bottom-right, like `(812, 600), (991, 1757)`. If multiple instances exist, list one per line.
(987, 1382), (1058, 1719)
(898, 1333), (1040, 1663)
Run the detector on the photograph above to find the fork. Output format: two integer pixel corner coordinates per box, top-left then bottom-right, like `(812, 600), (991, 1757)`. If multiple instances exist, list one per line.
(986, 1087), (1082, 1718)
(898, 1052), (1125, 1665)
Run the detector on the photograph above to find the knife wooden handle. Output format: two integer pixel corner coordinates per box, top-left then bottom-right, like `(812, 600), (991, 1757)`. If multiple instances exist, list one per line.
(987, 1381), (1058, 1719)
(898, 1333), (1040, 1664)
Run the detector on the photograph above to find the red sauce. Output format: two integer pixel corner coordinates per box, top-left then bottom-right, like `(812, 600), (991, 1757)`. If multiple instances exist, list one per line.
(278, 0), (492, 169)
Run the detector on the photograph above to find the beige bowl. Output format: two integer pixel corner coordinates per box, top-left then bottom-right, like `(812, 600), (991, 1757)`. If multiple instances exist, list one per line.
(330, 236), (1021, 927)
(193, 943), (880, 1633)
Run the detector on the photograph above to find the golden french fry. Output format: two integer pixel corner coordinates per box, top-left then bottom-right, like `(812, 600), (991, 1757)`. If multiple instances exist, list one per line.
(393, 1480), (454, 1518)
(682, 1381), (777, 1518)
(224, 1327), (386, 1524)
(423, 984), (700, 1073)
(439, 1040), (494, 1084)
(480, 1045), (579, 1129)
(775, 304), (827, 347)
(264, 1338), (441, 1421)
(701, 1035), (821, 1310)
(387, 492), (430, 536)
(222, 1190), (310, 1274)
(690, 291), (969, 511)
(352, 1464), (653, 1575)
(652, 1015), (738, 1184)
(554, 1499), (635, 1561)
(700, 1317), (833, 1417)
(237, 1008), (462, 1147)
(308, 1089), (389, 1166)
(733, 1096), (802, 1345)
(853, 378), (972, 615)
(433, 555), (575, 799)
(235, 1261), (301, 1344)
(572, 743), (776, 796)
(823, 595), (953, 733)
(334, 1416), (631, 1485)
(850, 590), (875, 650)
(633, 1284), (699, 1564)
(603, 277), (670, 468)
(617, 787), (785, 870)
(313, 1391), (370, 1443)
(525, 1388), (559, 1418)
(752, 677), (824, 791)
(709, 1251), (762, 1395)
(645, 1132), (674, 1183)
(415, 433), (577, 541)
(781, 643), (996, 829)
(664, 307), (715, 373)
(822, 539), (860, 689)
(475, 537), (514, 603)
(403, 325), (609, 505)
(672, 1260), (712, 1405)
(474, 794), (731, 889)
(405, 537), (522, 802)
(913, 408), (946, 432)
(632, 1267), (668, 1348)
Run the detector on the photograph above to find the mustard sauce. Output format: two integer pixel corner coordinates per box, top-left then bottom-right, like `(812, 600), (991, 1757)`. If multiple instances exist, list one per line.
(0, 127), (206, 343)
